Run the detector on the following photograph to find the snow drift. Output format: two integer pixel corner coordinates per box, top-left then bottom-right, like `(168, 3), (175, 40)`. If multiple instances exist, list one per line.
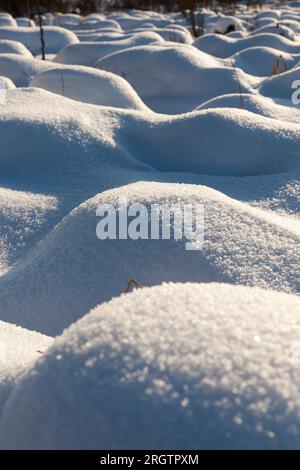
(1, 283), (300, 449)
(196, 93), (300, 124)
(0, 75), (15, 90)
(0, 14), (17, 28)
(229, 46), (295, 77)
(54, 32), (163, 66)
(0, 6), (299, 448)
(0, 26), (79, 56)
(194, 33), (300, 58)
(0, 39), (32, 57)
(0, 55), (56, 86)
(0, 175), (299, 334)
(96, 44), (256, 113)
(260, 66), (300, 99)
(30, 65), (149, 110)
(0, 320), (52, 420)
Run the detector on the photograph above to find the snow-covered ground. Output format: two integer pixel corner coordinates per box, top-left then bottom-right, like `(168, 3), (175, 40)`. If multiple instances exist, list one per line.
(0, 3), (300, 449)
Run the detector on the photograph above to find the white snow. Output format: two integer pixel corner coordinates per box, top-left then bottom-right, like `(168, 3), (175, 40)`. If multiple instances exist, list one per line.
(0, 26), (78, 56)
(207, 16), (246, 34)
(197, 93), (300, 123)
(194, 33), (300, 58)
(0, 55), (56, 86)
(230, 46), (295, 77)
(0, 39), (32, 56)
(1, 283), (300, 449)
(30, 65), (149, 110)
(252, 23), (297, 41)
(15, 18), (35, 28)
(0, 126), (299, 334)
(0, 75), (15, 90)
(53, 14), (82, 27)
(0, 4), (299, 450)
(260, 65), (300, 98)
(0, 14), (17, 28)
(0, 320), (52, 421)
(96, 44), (256, 113)
(54, 33), (163, 66)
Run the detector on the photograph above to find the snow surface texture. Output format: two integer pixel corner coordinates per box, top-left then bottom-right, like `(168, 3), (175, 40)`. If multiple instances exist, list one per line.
(0, 5), (300, 450)
(0, 26), (78, 55)
(0, 14), (17, 28)
(0, 321), (52, 421)
(30, 66), (149, 110)
(194, 33), (300, 58)
(96, 44), (256, 113)
(54, 33), (163, 66)
(0, 75), (15, 90)
(196, 93), (300, 123)
(0, 39), (32, 56)
(0, 88), (299, 336)
(0, 55), (55, 86)
(1, 283), (300, 449)
(229, 46), (297, 77)
(15, 18), (35, 28)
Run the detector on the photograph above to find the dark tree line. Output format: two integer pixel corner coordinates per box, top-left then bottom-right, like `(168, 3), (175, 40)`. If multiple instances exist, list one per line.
(109, 1), (271, 12)
(0, 0), (102, 16)
(0, 0), (283, 17)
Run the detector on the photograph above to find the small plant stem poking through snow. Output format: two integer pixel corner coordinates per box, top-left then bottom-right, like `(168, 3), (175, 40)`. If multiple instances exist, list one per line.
(61, 70), (65, 95)
(35, 1), (46, 60)
(124, 278), (143, 294)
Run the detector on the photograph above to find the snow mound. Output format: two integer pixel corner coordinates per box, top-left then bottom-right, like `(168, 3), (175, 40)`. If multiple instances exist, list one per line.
(0, 26), (79, 56)
(83, 13), (106, 23)
(115, 16), (171, 30)
(227, 31), (248, 39)
(119, 108), (300, 174)
(96, 45), (256, 113)
(2, 87), (298, 178)
(74, 31), (124, 41)
(30, 65), (148, 110)
(1, 283), (300, 449)
(0, 75), (15, 90)
(79, 19), (121, 30)
(196, 93), (300, 124)
(207, 16), (246, 35)
(0, 40), (32, 56)
(0, 55), (56, 86)
(0, 179), (299, 335)
(230, 46), (295, 77)
(0, 87), (299, 334)
(54, 33), (163, 66)
(0, 320), (52, 419)
(144, 27), (193, 44)
(194, 33), (300, 58)
(260, 66), (300, 99)
(15, 18), (35, 28)
(256, 11), (281, 21)
(0, 15), (17, 27)
(0, 187), (58, 275)
(279, 20), (300, 35)
(252, 24), (296, 41)
(53, 13), (81, 27)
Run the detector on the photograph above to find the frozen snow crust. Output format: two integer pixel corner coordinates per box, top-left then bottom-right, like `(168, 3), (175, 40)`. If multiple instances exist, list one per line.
(0, 5), (300, 449)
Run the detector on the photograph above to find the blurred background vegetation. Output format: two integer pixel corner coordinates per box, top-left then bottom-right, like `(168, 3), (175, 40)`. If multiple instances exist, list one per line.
(0, 1), (285, 17)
